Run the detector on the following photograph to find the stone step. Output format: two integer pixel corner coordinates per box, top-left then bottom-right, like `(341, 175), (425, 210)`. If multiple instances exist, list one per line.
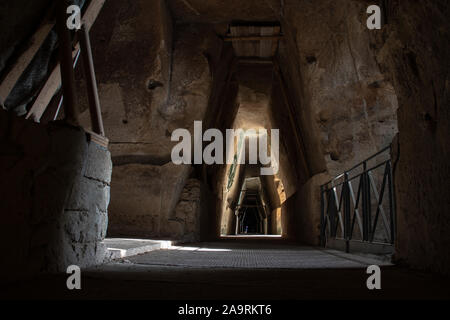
(103, 238), (172, 260)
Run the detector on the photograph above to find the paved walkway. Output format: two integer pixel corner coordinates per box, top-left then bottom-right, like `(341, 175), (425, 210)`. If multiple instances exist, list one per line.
(3, 240), (450, 300)
(123, 241), (391, 269)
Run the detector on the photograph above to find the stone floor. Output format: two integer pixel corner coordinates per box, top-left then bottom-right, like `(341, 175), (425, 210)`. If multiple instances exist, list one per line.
(122, 241), (391, 269)
(3, 239), (450, 300)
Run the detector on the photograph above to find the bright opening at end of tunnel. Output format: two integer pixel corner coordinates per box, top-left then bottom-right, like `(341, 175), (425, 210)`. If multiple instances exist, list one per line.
(219, 100), (287, 239)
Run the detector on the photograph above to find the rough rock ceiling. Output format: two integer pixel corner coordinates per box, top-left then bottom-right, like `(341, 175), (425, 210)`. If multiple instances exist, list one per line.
(168, 0), (282, 23)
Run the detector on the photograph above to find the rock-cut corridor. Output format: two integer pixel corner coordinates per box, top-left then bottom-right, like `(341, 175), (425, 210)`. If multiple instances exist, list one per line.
(0, 0), (449, 304)
(4, 239), (450, 300)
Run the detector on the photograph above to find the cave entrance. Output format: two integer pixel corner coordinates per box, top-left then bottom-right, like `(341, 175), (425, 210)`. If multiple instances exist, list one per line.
(240, 207), (262, 234)
(235, 178), (268, 235)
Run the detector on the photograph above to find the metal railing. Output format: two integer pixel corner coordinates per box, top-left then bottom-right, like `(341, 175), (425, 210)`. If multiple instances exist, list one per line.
(320, 146), (396, 250)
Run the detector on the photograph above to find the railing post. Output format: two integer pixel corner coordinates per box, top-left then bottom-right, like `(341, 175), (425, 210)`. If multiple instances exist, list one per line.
(387, 160), (395, 244)
(330, 187), (337, 238)
(55, 0), (79, 126)
(320, 185), (325, 246)
(320, 145), (395, 248)
(367, 165), (372, 241)
(344, 172), (350, 252)
(362, 161), (371, 242)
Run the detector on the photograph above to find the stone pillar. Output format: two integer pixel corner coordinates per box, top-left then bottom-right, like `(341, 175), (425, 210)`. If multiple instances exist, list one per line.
(0, 109), (112, 279)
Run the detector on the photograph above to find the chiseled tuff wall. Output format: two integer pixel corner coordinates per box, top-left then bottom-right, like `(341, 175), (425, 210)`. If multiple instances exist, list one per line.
(0, 109), (111, 280)
(270, 0), (398, 246)
(76, 0), (222, 240)
(372, 0), (450, 275)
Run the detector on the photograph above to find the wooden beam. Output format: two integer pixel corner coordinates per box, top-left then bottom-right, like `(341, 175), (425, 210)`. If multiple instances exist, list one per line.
(86, 129), (109, 148)
(0, 22), (54, 103)
(26, 48), (80, 122)
(39, 90), (63, 124)
(26, 0), (106, 122)
(223, 35), (282, 42)
(81, 0), (106, 32)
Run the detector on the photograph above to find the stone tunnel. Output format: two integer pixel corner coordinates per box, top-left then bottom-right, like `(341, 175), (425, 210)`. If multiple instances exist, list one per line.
(0, 0), (449, 301)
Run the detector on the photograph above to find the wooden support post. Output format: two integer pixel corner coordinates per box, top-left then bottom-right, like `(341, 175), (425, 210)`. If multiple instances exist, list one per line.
(26, 48), (81, 122)
(55, 0), (79, 126)
(80, 24), (104, 136)
(26, 0), (106, 122)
